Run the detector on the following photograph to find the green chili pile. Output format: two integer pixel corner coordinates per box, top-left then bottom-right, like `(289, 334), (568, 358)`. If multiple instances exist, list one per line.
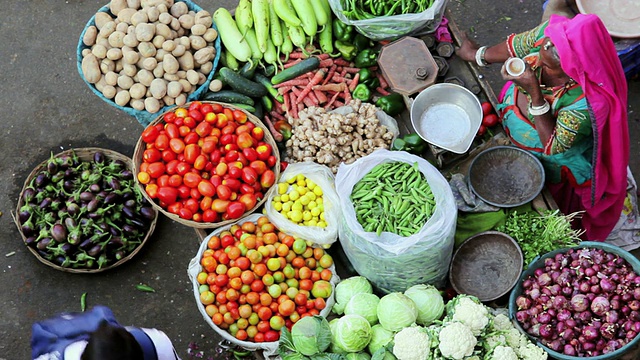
(341, 0), (436, 19)
(350, 161), (435, 236)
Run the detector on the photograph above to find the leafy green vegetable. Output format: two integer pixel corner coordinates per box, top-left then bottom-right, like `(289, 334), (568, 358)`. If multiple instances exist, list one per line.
(495, 209), (582, 268)
(344, 293), (380, 326)
(331, 315), (372, 353)
(368, 325), (394, 355)
(377, 293), (418, 332)
(291, 316), (332, 356)
(404, 284), (444, 326)
(332, 276), (373, 315)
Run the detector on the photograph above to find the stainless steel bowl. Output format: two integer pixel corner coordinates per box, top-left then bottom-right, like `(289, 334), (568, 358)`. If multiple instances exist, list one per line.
(410, 83), (483, 154)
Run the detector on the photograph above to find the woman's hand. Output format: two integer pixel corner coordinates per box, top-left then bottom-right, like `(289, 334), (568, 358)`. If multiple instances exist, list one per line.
(500, 61), (540, 94)
(455, 33), (480, 63)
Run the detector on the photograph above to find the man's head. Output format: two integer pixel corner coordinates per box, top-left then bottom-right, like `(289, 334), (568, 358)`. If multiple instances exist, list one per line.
(81, 320), (143, 360)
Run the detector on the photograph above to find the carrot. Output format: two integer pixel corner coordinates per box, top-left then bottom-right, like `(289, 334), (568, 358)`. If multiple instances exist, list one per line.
(322, 64), (337, 85)
(341, 67), (360, 74)
(313, 83), (347, 92)
(274, 78), (309, 88)
(290, 86), (302, 96)
(333, 58), (351, 66)
(340, 69), (348, 77)
(283, 59), (303, 68)
(377, 72), (389, 89)
(348, 73), (360, 92)
(331, 74), (352, 84)
(333, 100), (345, 107)
(302, 96), (316, 107)
(296, 69), (325, 103)
(297, 102), (304, 111)
(315, 53), (332, 60)
(283, 91), (291, 116)
(288, 51), (308, 59)
(273, 97), (285, 113)
(343, 87), (352, 104)
(307, 90), (319, 104)
(318, 58), (334, 68)
(313, 89), (327, 104)
(263, 115), (284, 142)
(270, 110), (287, 121)
(376, 86), (391, 96)
(277, 85), (293, 94)
(325, 91), (341, 109)
(289, 92), (299, 119)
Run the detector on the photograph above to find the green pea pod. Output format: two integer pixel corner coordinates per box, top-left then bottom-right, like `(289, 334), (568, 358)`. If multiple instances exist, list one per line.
(80, 292), (88, 312)
(136, 284), (156, 293)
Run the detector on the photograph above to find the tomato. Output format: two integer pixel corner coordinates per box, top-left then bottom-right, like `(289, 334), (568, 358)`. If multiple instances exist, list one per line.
(255, 144), (272, 161)
(184, 144), (200, 164)
(169, 138), (186, 153)
(143, 148), (162, 163)
(224, 201), (246, 220)
(193, 154), (208, 171)
(228, 165), (242, 179)
(260, 169), (276, 189)
(251, 127), (264, 142)
(212, 199), (230, 213)
(179, 125), (191, 137)
(232, 109), (247, 123)
(202, 209), (219, 223)
(184, 198), (200, 214)
(147, 162), (166, 178)
(156, 174), (170, 188)
(241, 167), (258, 185)
(223, 178), (242, 192)
(181, 172), (201, 188)
(189, 109), (204, 123)
(157, 186), (178, 204)
(241, 148), (258, 163)
(167, 202), (182, 214)
(214, 184), (231, 201)
(165, 123), (180, 139)
(177, 185), (191, 199)
(264, 330), (279, 342)
(183, 116), (196, 129)
(278, 300), (295, 317)
(238, 193), (257, 210)
(198, 180), (216, 197)
(167, 174), (182, 187)
(249, 160), (267, 175)
(137, 171), (151, 185)
(141, 126), (160, 143)
(477, 124), (487, 136)
(164, 111), (177, 124)
(155, 134), (170, 151)
(145, 183), (159, 198)
(161, 150), (176, 162)
(266, 155), (277, 169)
(225, 150), (239, 163)
(236, 132), (254, 149)
(195, 121), (212, 137)
(220, 133), (235, 146)
(201, 139), (218, 154)
(176, 161), (191, 176)
(482, 113), (500, 127)
(481, 101), (494, 116)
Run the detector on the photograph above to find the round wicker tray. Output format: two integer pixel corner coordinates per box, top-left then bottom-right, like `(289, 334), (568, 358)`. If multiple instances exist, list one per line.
(14, 148), (158, 274)
(132, 101), (281, 229)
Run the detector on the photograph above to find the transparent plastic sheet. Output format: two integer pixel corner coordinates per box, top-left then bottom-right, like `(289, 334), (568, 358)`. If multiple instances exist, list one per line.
(187, 214), (340, 359)
(328, 0), (450, 41)
(335, 149), (456, 293)
(265, 162), (341, 246)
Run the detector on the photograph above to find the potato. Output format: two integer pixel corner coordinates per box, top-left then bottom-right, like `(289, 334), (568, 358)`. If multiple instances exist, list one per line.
(155, 23), (172, 39)
(162, 39), (176, 52)
(163, 72), (180, 81)
(117, 8), (136, 24)
(137, 41), (156, 58)
(83, 26), (98, 46)
(91, 44), (108, 59)
(193, 47), (213, 65)
(114, 89), (131, 106)
(151, 35), (165, 49)
(144, 97), (161, 113)
(178, 14), (195, 29)
(170, 17), (181, 31)
(95, 37), (111, 49)
(146, 6), (160, 22)
(194, 11), (212, 28)
(178, 51), (194, 71)
(156, 3), (169, 14)
(178, 36), (190, 50)
(154, 49), (168, 62)
(135, 23), (155, 42)
(98, 21), (117, 39)
(149, 78), (168, 99)
(114, 59), (124, 72)
(130, 10), (148, 26)
(129, 83), (147, 99)
(94, 77), (107, 92)
(197, 72), (206, 85)
(100, 58), (116, 74)
(122, 47), (140, 65)
(102, 85), (117, 99)
(189, 35), (207, 51)
(139, 57), (155, 71)
(82, 48), (92, 57)
(115, 21), (129, 33)
(158, 12), (173, 25)
(162, 95), (176, 106)
(130, 98), (145, 110)
(106, 48), (123, 61)
(117, 74), (134, 90)
(123, 33), (139, 47)
(152, 62), (165, 78)
(172, 44), (186, 57)
(122, 63), (138, 77)
(166, 80), (183, 98)
(105, 71), (119, 86)
(137, 69), (155, 86)
(94, 12), (113, 30)
(185, 69), (199, 85)
(200, 61), (212, 75)
(108, 31), (126, 48)
(170, 2), (188, 18)
(208, 79), (223, 92)
(109, 0), (128, 15)
(203, 28), (218, 43)
(178, 79), (192, 93)
(175, 93), (187, 106)
(163, 54), (179, 74)
(127, 0), (141, 9)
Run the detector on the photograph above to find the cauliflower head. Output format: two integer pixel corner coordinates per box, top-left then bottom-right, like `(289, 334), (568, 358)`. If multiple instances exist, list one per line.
(505, 329), (528, 352)
(490, 346), (518, 360)
(392, 326), (431, 360)
(483, 334), (507, 352)
(438, 322), (477, 360)
(448, 297), (490, 336)
(490, 314), (513, 332)
(517, 343), (548, 360)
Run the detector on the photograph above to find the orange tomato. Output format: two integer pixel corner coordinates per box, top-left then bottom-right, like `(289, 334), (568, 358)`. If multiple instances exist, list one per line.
(278, 300), (295, 317)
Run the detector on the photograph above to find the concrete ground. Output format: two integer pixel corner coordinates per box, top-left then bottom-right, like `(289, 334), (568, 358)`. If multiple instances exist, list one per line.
(0, 0), (638, 359)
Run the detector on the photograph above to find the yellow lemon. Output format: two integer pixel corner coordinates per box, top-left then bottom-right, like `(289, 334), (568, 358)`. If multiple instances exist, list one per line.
(303, 211), (313, 221)
(292, 201), (303, 212)
(282, 201), (292, 212)
(313, 186), (323, 196)
(300, 195), (311, 206)
(310, 207), (321, 217)
(289, 210), (303, 223)
(289, 190), (300, 201)
(278, 183), (289, 195)
(280, 194), (290, 203)
(273, 202), (283, 212)
(286, 176), (297, 184)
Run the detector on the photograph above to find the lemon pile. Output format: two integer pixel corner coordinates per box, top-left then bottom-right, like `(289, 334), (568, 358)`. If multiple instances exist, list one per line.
(271, 174), (327, 227)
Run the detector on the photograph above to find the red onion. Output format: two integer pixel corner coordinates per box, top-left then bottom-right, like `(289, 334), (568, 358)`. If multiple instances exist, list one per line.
(538, 272), (553, 286)
(579, 281), (591, 293)
(627, 330), (638, 340)
(534, 268), (545, 277)
(586, 292), (597, 302)
(522, 278), (533, 289)
(634, 287), (640, 300)
(563, 344), (577, 356)
(585, 267), (597, 277)
(516, 310), (529, 323)
(628, 299), (640, 311)
(540, 324), (554, 339)
(562, 286), (573, 297)
(600, 323), (617, 340)
(548, 339), (563, 351)
(591, 296), (611, 316)
(590, 284), (602, 294)
(603, 340), (621, 354)
(605, 310), (620, 324)
(516, 295), (532, 310)
(576, 310), (592, 323)
(582, 341), (596, 351)
(565, 318), (578, 328)
(557, 308), (572, 322)
(538, 312), (552, 324)
(596, 338), (607, 351)
(571, 294), (590, 312)
(599, 278), (615, 293)
(561, 328), (575, 341)
(583, 325), (599, 341)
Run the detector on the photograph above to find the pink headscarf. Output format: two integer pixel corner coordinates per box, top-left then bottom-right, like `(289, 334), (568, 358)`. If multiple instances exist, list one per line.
(545, 14), (629, 240)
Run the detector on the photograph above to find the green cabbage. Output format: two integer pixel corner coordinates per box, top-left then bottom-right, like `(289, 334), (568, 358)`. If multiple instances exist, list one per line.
(344, 293), (380, 325)
(331, 314), (372, 353)
(329, 318), (346, 354)
(333, 276), (373, 315)
(368, 324), (394, 355)
(291, 315), (331, 356)
(345, 352), (371, 360)
(404, 284), (445, 326)
(377, 292), (418, 332)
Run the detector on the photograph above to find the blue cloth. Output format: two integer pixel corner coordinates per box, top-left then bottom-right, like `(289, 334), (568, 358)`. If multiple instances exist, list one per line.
(127, 327), (158, 360)
(543, 0), (549, 10)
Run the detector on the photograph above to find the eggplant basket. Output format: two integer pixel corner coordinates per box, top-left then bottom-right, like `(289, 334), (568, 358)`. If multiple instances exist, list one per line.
(14, 148), (158, 273)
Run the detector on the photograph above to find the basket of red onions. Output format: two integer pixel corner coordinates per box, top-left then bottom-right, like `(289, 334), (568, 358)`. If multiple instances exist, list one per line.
(509, 242), (640, 359)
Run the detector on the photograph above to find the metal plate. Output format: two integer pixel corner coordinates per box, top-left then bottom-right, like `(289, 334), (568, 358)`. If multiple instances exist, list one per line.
(577, 0), (640, 38)
(377, 36), (439, 96)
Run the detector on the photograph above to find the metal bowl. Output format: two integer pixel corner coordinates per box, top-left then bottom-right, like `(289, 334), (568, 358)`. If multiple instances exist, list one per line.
(468, 146), (545, 207)
(410, 83), (482, 154)
(449, 231), (523, 302)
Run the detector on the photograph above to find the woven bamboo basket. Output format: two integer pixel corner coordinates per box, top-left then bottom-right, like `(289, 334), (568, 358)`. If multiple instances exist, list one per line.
(14, 147), (158, 274)
(132, 101), (281, 229)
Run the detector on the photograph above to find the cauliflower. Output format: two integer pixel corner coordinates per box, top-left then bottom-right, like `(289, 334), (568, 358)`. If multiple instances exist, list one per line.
(483, 334), (507, 352)
(464, 357), (481, 360)
(517, 343), (548, 360)
(392, 326), (431, 360)
(438, 322), (477, 360)
(505, 329), (528, 352)
(446, 296), (490, 336)
(490, 314), (513, 332)
(490, 346), (518, 360)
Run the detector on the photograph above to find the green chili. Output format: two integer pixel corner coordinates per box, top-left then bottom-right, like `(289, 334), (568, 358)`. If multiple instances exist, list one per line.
(136, 284), (156, 293)
(80, 292), (87, 312)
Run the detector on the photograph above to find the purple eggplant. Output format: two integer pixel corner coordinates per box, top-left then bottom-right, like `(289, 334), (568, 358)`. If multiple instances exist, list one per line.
(21, 218), (36, 237)
(87, 198), (100, 213)
(89, 183), (101, 193)
(107, 177), (121, 191)
(87, 244), (103, 257)
(120, 169), (133, 180)
(63, 180), (75, 192)
(140, 206), (156, 221)
(124, 199), (136, 208)
(79, 239), (94, 251)
(24, 236), (37, 247)
(39, 197), (52, 209)
(18, 208), (32, 223)
(79, 191), (94, 202)
(93, 151), (105, 164)
(22, 188), (36, 203)
(122, 224), (138, 236)
(67, 203), (80, 216)
(122, 206), (136, 219)
(128, 218), (147, 229)
(34, 173), (48, 187)
(104, 192), (119, 205)
(36, 237), (53, 251)
(51, 171), (65, 183)
(46, 158), (58, 175)
(51, 224), (68, 242)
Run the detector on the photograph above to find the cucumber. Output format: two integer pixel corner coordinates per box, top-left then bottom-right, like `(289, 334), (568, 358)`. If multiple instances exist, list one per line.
(203, 90), (255, 106)
(219, 67), (269, 97)
(259, 64), (277, 77)
(254, 73), (284, 103)
(252, 100), (265, 120)
(231, 103), (256, 113)
(239, 60), (260, 79)
(271, 57), (320, 85)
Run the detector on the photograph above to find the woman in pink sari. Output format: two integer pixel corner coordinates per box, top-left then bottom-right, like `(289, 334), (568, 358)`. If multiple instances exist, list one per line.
(456, 14), (631, 242)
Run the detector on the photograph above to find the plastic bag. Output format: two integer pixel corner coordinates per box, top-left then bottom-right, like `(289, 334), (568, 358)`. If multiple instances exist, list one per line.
(328, 0), (450, 41)
(265, 162), (341, 246)
(335, 149), (456, 293)
(187, 214), (340, 359)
